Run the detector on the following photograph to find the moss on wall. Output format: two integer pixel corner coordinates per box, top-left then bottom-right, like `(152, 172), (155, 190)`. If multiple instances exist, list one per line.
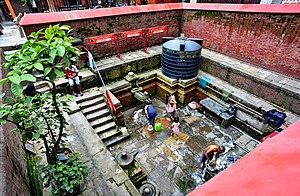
(26, 153), (42, 196)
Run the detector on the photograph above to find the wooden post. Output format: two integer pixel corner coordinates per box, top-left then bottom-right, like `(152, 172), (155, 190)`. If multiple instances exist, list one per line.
(4, 0), (16, 19)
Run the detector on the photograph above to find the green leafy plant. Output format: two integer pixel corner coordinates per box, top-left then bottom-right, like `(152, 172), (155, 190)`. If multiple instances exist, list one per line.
(41, 153), (88, 195)
(0, 24), (80, 163)
(0, 24), (89, 194)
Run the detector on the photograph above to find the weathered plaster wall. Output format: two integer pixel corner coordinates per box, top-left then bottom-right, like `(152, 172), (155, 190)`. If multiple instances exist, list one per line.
(0, 64), (30, 196)
(182, 10), (300, 79)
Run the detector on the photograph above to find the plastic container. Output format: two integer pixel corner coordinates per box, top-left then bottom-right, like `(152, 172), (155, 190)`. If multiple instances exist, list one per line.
(154, 122), (162, 132)
(199, 76), (212, 88)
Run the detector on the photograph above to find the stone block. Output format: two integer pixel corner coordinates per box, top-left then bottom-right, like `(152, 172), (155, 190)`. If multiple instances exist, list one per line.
(235, 135), (252, 148)
(69, 112), (106, 156)
(124, 180), (140, 196)
(156, 71), (178, 85)
(178, 77), (198, 86)
(113, 168), (129, 186)
(91, 177), (114, 195)
(92, 152), (119, 180)
(107, 180), (131, 196)
(68, 101), (81, 114)
(245, 140), (259, 152)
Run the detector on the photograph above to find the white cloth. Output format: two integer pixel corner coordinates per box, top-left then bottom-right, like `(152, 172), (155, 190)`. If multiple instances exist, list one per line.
(87, 51), (95, 72)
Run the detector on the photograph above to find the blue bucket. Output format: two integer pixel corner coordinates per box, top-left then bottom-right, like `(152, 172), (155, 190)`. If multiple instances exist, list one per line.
(199, 76), (212, 88)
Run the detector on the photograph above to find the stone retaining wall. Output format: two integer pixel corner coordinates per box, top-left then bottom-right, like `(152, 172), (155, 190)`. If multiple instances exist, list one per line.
(201, 57), (300, 115)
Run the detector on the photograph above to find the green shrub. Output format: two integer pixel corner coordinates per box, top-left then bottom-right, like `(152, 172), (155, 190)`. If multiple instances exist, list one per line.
(41, 153), (88, 195)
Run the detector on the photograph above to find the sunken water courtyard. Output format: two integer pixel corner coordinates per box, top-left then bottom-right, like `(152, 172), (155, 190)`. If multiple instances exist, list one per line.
(1, 3), (300, 196)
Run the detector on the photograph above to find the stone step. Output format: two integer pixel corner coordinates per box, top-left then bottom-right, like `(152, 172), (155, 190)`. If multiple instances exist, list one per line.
(35, 81), (50, 89)
(104, 134), (130, 148)
(98, 129), (122, 141)
(78, 97), (105, 110)
(76, 91), (103, 104)
(81, 102), (107, 115)
(36, 85), (51, 94)
(86, 109), (110, 122)
(90, 116), (114, 129)
(94, 121), (116, 134)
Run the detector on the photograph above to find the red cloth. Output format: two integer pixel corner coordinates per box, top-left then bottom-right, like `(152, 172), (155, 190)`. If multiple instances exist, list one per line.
(64, 68), (75, 78)
(64, 65), (78, 78)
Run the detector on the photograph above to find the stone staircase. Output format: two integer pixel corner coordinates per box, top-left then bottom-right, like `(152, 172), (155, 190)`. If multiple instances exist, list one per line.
(75, 89), (129, 147)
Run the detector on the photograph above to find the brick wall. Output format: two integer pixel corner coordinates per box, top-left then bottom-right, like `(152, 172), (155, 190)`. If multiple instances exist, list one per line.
(81, 11), (181, 58)
(21, 6), (182, 59)
(182, 10), (300, 79)
(20, 4), (300, 78)
(22, 11), (181, 59)
(0, 61), (30, 196)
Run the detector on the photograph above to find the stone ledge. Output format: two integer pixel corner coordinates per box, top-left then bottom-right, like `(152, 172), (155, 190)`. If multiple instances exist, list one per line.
(197, 71), (299, 126)
(35, 68), (96, 94)
(96, 45), (162, 71)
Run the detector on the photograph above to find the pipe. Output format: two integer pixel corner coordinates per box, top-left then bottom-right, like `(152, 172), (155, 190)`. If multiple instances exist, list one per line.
(4, 0), (16, 19)
(204, 86), (264, 120)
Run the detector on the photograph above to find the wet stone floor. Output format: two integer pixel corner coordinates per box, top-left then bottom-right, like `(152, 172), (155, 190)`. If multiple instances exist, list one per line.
(110, 98), (260, 195)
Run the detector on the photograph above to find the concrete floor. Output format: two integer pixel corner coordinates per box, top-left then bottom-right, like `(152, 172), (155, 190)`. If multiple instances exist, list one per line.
(110, 98), (260, 195)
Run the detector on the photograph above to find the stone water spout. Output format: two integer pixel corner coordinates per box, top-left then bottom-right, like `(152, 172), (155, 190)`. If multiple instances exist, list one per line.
(125, 72), (152, 103)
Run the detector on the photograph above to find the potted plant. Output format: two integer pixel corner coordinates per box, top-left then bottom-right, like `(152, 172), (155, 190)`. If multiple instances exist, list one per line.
(0, 24), (88, 194)
(40, 153), (88, 195)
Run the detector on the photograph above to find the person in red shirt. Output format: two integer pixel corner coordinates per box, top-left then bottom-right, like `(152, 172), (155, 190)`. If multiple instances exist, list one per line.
(64, 65), (83, 97)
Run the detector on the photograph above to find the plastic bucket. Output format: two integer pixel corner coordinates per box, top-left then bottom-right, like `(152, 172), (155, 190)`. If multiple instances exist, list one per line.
(154, 122), (162, 131)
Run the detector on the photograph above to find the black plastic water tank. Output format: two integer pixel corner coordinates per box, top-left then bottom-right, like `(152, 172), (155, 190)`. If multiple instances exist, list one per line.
(161, 34), (203, 79)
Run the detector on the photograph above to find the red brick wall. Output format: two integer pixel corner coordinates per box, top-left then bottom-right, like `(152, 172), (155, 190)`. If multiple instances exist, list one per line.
(22, 10), (181, 58)
(0, 59), (30, 196)
(182, 10), (300, 79)
(80, 11), (181, 58)
(20, 4), (300, 78)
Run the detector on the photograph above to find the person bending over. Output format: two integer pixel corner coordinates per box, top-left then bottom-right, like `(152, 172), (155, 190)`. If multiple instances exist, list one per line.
(200, 144), (225, 168)
(144, 101), (157, 128)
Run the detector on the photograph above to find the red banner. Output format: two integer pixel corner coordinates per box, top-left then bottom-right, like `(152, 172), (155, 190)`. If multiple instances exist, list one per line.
(89, 34), (115, 45)
(119, 29), (143, 39)
(148, 26), (167, 35)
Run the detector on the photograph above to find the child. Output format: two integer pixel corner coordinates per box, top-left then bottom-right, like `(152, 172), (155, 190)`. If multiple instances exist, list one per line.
(171, 117), (180, 137)
(166, 94), (177, 121)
